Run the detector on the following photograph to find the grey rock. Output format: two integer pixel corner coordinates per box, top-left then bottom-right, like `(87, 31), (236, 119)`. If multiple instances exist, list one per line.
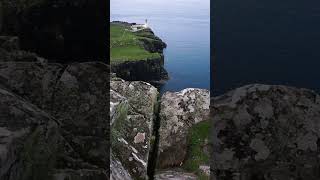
(110, 152), (133, 180)
(211, 84), (320, 180)
(0, 61), (63, 110)
(0, 60), (111, 179)
(157, 88), (210, 168)
(111, 77), (158, 179)
(52, 62), (110, 170)
(0, 87), (61, 180)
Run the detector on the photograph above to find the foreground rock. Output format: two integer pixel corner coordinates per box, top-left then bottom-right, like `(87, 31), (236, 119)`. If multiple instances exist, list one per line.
(110, 77), (158, 179)
(157, 88), (210, 168)
(110, 152), (133, 180)
(0, 88), (60, 180)
(0, 46), (110, 179)
(156, 88), (210, 179)
(211, 84), (320, 180)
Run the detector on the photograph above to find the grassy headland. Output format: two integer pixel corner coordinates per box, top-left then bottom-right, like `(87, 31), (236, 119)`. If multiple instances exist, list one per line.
(110, 22), (162, 63)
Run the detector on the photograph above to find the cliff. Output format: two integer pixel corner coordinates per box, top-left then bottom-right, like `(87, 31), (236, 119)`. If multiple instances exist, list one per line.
(110, 21), (168, 85)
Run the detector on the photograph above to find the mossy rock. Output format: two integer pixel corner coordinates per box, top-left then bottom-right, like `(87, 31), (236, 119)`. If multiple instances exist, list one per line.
(183, 120), (210, 179)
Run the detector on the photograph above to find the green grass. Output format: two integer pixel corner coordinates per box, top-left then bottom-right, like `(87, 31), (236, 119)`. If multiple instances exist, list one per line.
(110, 23), (161, 63)
(183, 120), (210, 179)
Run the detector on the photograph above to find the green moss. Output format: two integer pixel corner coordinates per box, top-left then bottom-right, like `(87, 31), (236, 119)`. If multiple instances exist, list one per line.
(21, 126), (57, 180)
(110, 23), (161, 63)
(111, 101), (129, 148)
(112, 101), (128, 131)
(183, 120), (210, 179)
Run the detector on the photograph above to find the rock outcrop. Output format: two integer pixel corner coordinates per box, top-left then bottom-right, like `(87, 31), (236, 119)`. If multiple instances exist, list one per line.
(111, 56), (168, 85)
(0, 87), (61, 180)
(157, 88), (210, 168)
(211, 84), (320, 180)
(110, 77), (159, 179)
(0, 37), (110, 179)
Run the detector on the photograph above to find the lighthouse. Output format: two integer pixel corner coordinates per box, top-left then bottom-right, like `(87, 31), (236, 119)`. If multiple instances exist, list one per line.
(143, 19), (148, 28)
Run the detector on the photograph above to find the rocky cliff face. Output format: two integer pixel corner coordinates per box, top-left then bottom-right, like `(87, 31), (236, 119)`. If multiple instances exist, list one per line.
(110, 77), (158, 179)
(211, 84), (320, 180)
(111, 56), (168, 85)
(110, 21), (168, 85)
(0, 36), (110, 180)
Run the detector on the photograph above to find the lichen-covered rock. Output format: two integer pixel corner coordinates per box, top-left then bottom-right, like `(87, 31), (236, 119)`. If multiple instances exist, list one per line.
(155, 169), (197, 180)
(110, 152), (133, 180)
(211, 84), (320, 180)
(157, 88), (210, 169)
(0, 61), (63, 109)
(0, 87), (61, 180)
(0, 60), (111, 179)
(111, 77), (158, 179)
(110, 89), (128, 126)
(52, 62), (110, 170)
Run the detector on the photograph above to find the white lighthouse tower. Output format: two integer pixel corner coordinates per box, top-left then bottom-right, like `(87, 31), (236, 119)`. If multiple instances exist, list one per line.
(143, 19), (148, 28)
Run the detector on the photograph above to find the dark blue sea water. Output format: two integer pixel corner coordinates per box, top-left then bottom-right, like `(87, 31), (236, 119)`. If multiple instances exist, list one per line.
(213, 0), (320, 95)
(111, 0), (210, 93)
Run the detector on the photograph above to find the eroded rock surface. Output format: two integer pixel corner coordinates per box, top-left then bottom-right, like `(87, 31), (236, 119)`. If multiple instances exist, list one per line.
(0, 41), (110, 179)
(0, 87), (61, 180)
(110, 152), (133, 180)
(157, 88), (210, 168)
(211, 84), (320, 180)
(110, 77), (158, 179)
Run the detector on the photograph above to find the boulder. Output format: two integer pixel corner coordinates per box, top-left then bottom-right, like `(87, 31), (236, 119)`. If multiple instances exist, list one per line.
(0, 60), (111, 180)
(0, 87), (61, 180)
(211, 84), (320, 180)
(111, 77), (158, 179)
(0, 61), (63, 110)
(157, 88), (210, 168)
(52, 62), (110, 170)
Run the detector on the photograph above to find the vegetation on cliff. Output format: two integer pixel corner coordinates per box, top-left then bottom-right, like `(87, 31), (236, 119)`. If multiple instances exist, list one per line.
(183, 120), (210, 179)
(110, 22), (164, 63)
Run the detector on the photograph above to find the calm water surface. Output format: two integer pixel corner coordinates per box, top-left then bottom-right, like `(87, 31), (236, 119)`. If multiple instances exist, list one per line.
(111, 0), (210, 93)
(213, 0), (320, 95)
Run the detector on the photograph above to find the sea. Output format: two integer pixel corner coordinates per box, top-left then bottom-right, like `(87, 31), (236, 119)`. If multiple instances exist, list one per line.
(213, 0), (320, 95)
